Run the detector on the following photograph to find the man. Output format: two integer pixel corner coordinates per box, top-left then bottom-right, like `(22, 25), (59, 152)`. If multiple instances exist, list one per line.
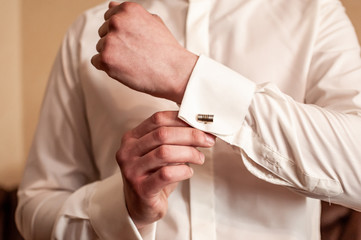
(16, 0), (361, 239)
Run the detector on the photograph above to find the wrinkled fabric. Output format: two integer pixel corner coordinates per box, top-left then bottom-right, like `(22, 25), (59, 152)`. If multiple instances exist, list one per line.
(16, 0), (361, 239)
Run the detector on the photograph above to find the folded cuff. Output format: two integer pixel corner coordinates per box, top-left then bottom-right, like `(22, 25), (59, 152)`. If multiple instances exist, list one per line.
(179, 55), (256, 136)
(89, 173), (148, 240)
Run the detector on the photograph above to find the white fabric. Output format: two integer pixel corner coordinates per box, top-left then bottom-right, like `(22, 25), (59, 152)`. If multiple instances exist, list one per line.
(15, 0), (361, 239)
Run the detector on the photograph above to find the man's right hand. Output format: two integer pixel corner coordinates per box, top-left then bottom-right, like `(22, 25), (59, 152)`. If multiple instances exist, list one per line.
(116, 111), (216, 229)
(91, 2), (198, 104)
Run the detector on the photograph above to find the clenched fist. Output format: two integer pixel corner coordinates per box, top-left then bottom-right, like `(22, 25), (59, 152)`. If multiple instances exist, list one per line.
(91, 2), (198, 104)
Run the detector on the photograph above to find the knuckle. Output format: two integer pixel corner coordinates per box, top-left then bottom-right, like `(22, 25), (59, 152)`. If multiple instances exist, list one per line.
(159, 167), (172, 182)
(96, 39), (104, 53)
(121, 131), (133, 143)
(154, 126), (168, 143)
(115, 146), (128, 168)
(116, 137), (135, 167)
(120, 2), (142, 13)
(155, 145), (170, 159)
(151, 111), (166, 126)
(97, 27), (103, 37)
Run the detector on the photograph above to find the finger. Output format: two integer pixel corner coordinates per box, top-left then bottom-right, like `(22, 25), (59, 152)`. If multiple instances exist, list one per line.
(143, 165), (194, 196)
(133, 145), (204, 175)
(134, 126), (215, 157)
(91, 54), (102, 70)
(109, 1), (120, 8)
(96, 37), (105, 53)
(131, 111), (189, 139)
(105, 2), (121, 20)
(98, 20), (109, 37)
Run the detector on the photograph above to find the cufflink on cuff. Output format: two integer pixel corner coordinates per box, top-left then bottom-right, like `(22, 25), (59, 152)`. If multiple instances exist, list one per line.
(197, 114), (214, 124)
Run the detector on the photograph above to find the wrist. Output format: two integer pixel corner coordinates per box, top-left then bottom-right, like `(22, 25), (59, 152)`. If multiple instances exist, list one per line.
(168, 51), (198, 104)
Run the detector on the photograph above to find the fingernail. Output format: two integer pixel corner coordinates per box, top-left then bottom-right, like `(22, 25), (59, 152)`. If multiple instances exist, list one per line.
(206, 134), (215, 146)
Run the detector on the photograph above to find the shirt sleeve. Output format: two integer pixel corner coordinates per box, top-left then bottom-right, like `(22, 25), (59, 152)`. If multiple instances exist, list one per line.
(15, 12), (155, 240)
(179, 0), (361, 210)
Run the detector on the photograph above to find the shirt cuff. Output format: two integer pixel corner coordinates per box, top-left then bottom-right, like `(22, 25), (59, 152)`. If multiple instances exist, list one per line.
(179, 55), (256, 136)
(88, 173), (156, 240)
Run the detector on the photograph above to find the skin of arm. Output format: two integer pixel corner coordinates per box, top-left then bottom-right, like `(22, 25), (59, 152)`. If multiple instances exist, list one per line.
(91, 1), (197, 104)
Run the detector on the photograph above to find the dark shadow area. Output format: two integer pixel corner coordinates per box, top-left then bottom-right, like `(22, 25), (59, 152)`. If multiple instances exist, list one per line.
(0, 188), (24, 240)
(321, 201), (361, 240)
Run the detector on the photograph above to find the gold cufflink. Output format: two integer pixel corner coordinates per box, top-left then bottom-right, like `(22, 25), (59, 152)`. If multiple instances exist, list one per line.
(197, 114), (214, 124)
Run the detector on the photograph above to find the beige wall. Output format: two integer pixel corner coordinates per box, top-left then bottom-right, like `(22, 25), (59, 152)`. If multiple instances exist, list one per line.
(0, 0), (103, 189)
(0, 0), (23, 189)
(342, 0), (361, 42)
(22, 0), (104, 159)
(0, 0), (361, 189)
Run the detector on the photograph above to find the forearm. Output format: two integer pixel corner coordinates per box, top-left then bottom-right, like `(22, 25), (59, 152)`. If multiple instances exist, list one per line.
(179, 55), (361, 209)
(16, 191), (69, 239)
(16, 174), (152, 240)
(238, 83), (361, 206)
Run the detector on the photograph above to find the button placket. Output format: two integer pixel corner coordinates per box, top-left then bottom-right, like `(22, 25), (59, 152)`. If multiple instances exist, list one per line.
(186, 1), (216, 240)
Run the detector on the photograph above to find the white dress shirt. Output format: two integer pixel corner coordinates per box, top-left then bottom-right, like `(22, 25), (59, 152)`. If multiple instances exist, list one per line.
(16, 0), (361, 239)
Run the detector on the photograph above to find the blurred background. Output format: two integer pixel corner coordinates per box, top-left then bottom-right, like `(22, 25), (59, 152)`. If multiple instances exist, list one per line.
(0, 1), (103, 239)
(0, 0), (360, 239)
(0, 0), (103, 192)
